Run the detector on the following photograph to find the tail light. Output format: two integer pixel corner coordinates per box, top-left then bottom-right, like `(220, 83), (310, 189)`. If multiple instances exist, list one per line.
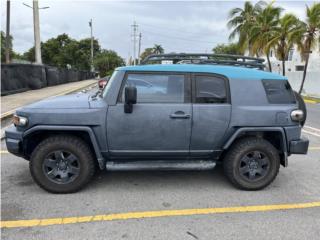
(291, 109), (304, 122)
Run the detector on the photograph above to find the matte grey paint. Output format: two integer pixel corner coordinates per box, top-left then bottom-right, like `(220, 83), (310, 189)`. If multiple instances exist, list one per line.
(190, 104), (231, 154)
(223, 127), (287, 152)
(23, 125), (105, 168)
(5, 68), (308, 171)
(107, 103), (192, 158)
(23, 94), (90, 109)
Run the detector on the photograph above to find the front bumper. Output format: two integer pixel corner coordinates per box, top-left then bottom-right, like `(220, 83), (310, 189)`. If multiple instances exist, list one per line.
(289, 137), (309, 154)
(5, 125), (24, 157)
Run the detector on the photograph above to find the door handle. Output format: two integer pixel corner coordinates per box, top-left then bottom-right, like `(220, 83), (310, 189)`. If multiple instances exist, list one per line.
(170, 111), (191, 119)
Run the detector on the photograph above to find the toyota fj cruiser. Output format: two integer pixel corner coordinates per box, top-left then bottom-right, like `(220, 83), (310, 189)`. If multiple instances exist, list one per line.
(5, 54), (309, 193)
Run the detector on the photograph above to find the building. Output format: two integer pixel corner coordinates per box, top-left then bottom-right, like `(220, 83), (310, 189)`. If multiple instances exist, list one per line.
(266, 43), (320, 97)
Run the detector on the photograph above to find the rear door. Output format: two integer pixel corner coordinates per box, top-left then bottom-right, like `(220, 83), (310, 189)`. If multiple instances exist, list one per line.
(107, 71), (192, 159)
(190, 73), (231, 158)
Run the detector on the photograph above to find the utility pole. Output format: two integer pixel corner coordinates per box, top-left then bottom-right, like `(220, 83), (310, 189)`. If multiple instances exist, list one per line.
(5, 0), (10, 64)
(33, 0), (42, 64)
(23, 1), (49, 64)
(89, 19), (94, 72)
(138, 33), (142, 64)
(131, 21), (138, 65)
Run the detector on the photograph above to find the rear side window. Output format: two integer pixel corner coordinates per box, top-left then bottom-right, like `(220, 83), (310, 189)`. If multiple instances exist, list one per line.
(262, 80), (296, 104)
(195, 75), (228, 103)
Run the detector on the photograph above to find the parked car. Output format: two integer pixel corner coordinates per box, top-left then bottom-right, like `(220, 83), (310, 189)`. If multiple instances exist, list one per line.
(5, 54), (308, 193)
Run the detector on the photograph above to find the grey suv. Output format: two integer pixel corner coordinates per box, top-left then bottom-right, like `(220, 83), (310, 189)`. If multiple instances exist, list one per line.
(5, 54), (309, 193)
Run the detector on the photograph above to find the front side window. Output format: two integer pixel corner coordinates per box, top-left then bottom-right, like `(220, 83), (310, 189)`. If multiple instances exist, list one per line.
(121, 73), (185, 103)
(195, 75), (228, 103)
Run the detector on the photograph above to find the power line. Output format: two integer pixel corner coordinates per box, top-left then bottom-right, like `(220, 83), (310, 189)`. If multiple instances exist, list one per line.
(142, 29), (215, 44)
(140, 22), (202, 35)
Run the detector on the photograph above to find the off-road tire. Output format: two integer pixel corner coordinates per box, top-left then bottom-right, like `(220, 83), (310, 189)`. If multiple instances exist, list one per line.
(223, 137), (280, 190)
(294, 91), (307, 126)
(30, 135), (95, 193)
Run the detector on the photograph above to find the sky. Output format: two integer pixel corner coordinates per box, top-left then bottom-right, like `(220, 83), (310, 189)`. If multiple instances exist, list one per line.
(0, 0), (316, 61)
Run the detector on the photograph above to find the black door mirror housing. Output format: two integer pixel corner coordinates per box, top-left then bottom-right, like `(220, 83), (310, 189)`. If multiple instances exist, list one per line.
(124, 86), (137, 113)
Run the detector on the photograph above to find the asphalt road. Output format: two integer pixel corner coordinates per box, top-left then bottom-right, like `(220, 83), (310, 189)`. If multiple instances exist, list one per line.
(1, 103), (320, 240)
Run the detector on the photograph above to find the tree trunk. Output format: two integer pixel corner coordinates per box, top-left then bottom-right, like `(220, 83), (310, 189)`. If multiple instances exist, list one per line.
(298, 53), (309, 94)
(266, 54), (272, 72)
(282, 59), (285, 76)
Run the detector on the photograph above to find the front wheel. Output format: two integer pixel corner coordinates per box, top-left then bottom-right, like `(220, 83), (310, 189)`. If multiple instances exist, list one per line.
(30, 135), (95, 193)
(223, 137), (280, 190)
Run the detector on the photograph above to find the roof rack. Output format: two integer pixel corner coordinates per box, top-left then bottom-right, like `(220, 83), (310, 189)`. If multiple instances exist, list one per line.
(141, 53), (265, 70)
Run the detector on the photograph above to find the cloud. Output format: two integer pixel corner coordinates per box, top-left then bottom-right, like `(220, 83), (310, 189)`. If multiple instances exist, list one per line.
(1, 0), (313, 60)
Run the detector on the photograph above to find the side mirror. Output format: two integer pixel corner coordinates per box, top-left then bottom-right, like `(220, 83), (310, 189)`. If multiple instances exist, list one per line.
(98, 79), (107, 89)
(124, 86), (137, 113)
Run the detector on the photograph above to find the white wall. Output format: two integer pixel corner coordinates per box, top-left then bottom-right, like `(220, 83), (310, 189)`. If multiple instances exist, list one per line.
(287, 71), (320, 97)
(265, 43), (320, 97)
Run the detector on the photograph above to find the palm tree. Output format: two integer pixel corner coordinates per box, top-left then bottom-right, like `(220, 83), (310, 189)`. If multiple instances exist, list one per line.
(152, 44), (164, 54)
(267, 14), (304, 76)
(297, 3), (320, 94)
(249, 3), (283, 72)
(227, 1), (266, 55)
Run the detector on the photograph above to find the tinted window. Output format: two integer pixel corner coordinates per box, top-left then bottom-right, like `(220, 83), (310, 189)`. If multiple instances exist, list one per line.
(122, 73), (185, 103)
(195, 75), (227, 103)
(262, 80), (296, 104)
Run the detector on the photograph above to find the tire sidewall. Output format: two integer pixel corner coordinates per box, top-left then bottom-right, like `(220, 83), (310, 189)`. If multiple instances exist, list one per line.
(232, 145), (279, 189)
(30, 137), (93, 193)
(224, 138), (280, 190)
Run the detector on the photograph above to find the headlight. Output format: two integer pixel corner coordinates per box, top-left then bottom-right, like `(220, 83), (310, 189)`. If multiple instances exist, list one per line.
(12, 115), (28, 127)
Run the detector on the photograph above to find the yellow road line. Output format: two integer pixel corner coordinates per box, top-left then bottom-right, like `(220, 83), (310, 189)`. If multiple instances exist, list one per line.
(1, 201), (320, 229)
(304, 99), (317, 104)
(0, 150), (9, 154)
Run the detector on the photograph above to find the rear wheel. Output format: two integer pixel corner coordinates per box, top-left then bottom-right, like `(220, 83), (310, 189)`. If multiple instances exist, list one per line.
(30, 135), (95, 193)
(223, 137), (280, 190)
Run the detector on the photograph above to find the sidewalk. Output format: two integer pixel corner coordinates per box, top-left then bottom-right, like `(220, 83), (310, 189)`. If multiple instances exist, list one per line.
(1, 79), (97, 118)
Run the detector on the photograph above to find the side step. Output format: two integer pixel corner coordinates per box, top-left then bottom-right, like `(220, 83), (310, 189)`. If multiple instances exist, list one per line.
(106, 160), (216, 171)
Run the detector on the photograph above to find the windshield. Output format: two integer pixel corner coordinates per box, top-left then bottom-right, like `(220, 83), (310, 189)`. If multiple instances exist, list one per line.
(102, 70), (118, 98)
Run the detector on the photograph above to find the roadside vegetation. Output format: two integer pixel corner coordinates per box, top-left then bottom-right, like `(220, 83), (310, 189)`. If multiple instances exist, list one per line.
(227, 1), (320, 93)
(139, 44), (165, 61)
(1, 1), (319, 90)
(0, 32), (125, 76)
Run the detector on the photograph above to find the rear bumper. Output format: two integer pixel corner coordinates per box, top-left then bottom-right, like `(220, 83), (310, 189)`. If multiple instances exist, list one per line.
(5, 125), (24, 157)
(289, 137), (309, 154)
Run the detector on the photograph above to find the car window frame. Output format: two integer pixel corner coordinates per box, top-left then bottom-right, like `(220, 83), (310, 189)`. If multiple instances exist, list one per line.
(117, 71), (191, 104)
(191, 73), (231, 104)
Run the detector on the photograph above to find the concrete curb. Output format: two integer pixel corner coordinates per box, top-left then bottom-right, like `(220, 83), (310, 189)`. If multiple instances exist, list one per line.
(0, 82), (97, 121)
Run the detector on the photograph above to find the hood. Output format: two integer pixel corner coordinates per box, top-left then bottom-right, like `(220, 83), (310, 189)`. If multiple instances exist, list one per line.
(24, 93), (90, 109)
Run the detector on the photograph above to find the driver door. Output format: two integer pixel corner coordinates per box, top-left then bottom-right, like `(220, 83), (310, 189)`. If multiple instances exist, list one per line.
(106, 71), (192, 160)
